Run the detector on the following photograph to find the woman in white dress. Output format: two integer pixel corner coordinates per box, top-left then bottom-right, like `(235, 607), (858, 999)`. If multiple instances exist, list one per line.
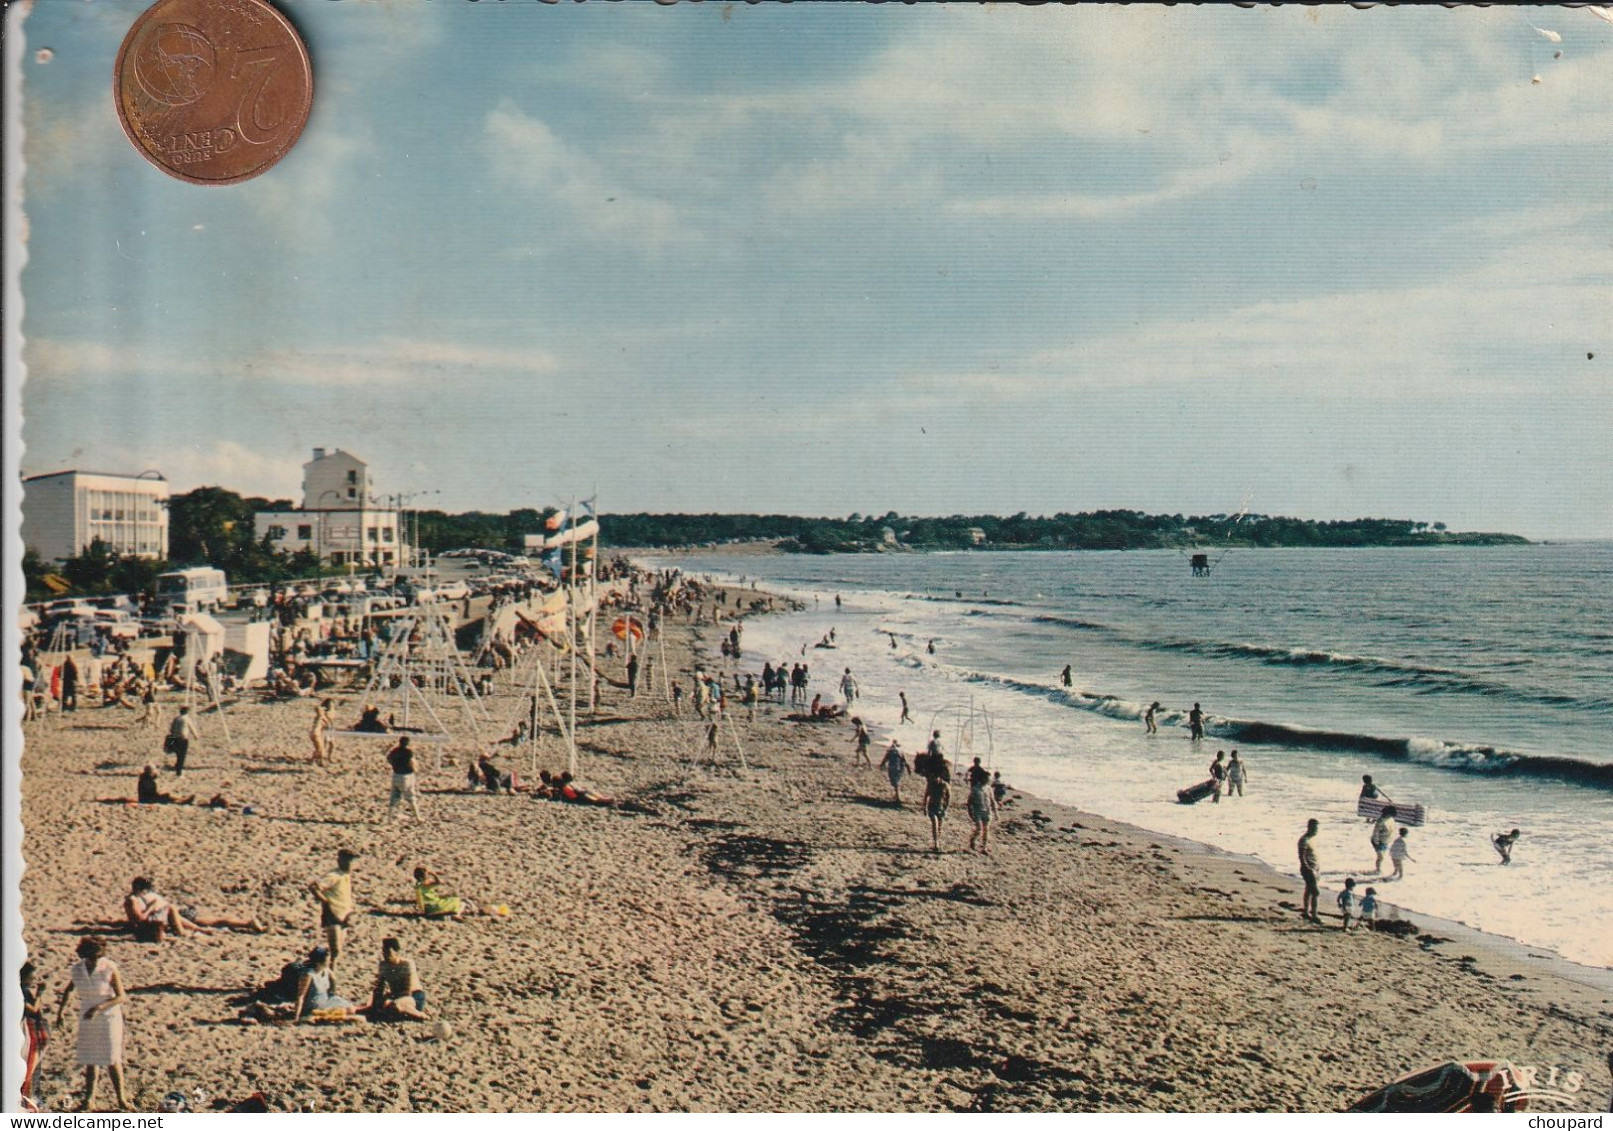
(54, 937), (129, 1110)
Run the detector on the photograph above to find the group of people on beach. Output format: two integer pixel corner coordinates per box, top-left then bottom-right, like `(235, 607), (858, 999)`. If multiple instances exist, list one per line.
(1290, 775), (1525, 931)
(1127, 684), (1527, 925)
(868, 728), (1007, 854)
(25, 846), (473, 1111)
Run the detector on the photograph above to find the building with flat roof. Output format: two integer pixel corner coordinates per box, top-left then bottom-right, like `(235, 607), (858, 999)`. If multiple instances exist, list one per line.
(254, 448), (403, 567)
(21, 469), (170, 562)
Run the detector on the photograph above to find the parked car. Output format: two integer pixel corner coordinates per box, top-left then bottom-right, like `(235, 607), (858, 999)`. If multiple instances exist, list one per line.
(155, 568), (228, 614)
(93, 609), (140, 639)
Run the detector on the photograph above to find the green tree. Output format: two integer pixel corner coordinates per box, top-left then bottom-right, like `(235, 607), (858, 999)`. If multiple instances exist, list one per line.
(60, 538), (117, 593)
(167, 486), (256, 565)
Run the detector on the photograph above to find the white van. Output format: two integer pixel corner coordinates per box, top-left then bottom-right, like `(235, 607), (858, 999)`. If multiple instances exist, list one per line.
(156, 567), (229, 613)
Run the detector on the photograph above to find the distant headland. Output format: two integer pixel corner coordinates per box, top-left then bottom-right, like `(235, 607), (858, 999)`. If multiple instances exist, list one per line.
(602, 512), (1530, 554)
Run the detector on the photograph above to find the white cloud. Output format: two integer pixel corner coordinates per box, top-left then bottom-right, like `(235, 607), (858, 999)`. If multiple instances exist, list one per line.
(22, 440), (307, 500)
(1021, 276), (1609, 402)
(156, 441), (307, 498)
(873, 218), (1612, 407)
(24, 335), (561, 387)
(948, 143), (1269, 220)
(698, 8), (1613, 222)
(483, 101), (686, 252)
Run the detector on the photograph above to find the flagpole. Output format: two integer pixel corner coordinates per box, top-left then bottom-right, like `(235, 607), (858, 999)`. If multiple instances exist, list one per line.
(586, 494), (600, 712)
(566, 496), (578, 777)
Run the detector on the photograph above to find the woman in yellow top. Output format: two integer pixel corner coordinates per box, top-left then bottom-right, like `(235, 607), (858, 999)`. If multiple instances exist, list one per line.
(413, 867), (474, 920)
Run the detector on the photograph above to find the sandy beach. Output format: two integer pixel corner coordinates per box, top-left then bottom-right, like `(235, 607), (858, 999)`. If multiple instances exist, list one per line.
(17, 603), (1613, 1113)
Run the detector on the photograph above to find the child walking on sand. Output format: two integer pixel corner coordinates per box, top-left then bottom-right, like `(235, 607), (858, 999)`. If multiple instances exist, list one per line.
(1359, 886), (1380, 926)
(1337, 877), (1359, 930)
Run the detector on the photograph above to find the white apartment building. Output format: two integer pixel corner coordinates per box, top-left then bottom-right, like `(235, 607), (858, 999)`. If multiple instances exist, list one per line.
(254, 448), (403, 567)
(21, 469), (170, 562)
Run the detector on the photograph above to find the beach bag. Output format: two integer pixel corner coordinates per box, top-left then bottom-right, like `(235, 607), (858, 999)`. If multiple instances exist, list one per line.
(133, 919), (165, 944)
(163, 734), (179, 755)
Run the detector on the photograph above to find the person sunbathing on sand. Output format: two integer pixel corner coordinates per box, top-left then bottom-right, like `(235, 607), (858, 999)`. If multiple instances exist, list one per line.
(136, 765), (193, 806)
(124, 877), (264, 941)
(293, 948), (362, 1022)
(554, 771), (614, 806)
(413, 867), (483, 920)
(367, 938), (428, 1020)
(477, 753), (520, 794)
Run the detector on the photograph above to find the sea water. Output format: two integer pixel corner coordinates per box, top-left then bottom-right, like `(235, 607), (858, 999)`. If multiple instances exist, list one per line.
(641, 545), (1613, 969)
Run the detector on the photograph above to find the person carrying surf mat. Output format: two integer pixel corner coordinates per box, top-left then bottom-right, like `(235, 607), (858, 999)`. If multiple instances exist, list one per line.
(1357, 775), (1425, 825)
(1358, 796), (1426, 826)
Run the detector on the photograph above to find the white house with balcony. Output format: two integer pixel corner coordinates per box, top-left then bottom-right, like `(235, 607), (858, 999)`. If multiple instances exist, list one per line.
(253, 448), (403, 567)
(21, 469), (170, 562)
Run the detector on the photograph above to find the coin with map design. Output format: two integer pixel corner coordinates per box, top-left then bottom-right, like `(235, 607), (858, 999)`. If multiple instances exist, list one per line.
(113, 0), (312, 186)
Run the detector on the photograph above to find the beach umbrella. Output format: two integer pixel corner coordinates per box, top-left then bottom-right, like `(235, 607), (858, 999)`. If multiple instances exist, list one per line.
(1348, 1060), (1526, 1113)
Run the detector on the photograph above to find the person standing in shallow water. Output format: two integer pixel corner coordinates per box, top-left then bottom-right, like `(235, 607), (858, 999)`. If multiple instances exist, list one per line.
(1145, 701), (1160, 735)
(1359, 774), (1394, 807)
(1188, 702), (1205, 741)
(1370, 807), (1397, 874)
(899, 691), (911, 725)
(1061, 665), (1072, 688)
(1226, 751), (1247, 797)
(1389, 827), (1414, 880)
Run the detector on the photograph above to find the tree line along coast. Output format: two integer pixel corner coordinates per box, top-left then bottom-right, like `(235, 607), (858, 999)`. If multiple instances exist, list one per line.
(23, 486), (1530, 604)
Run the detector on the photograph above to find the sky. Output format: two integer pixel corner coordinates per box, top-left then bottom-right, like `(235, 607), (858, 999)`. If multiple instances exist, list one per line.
(11, 2), (1613, 538)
